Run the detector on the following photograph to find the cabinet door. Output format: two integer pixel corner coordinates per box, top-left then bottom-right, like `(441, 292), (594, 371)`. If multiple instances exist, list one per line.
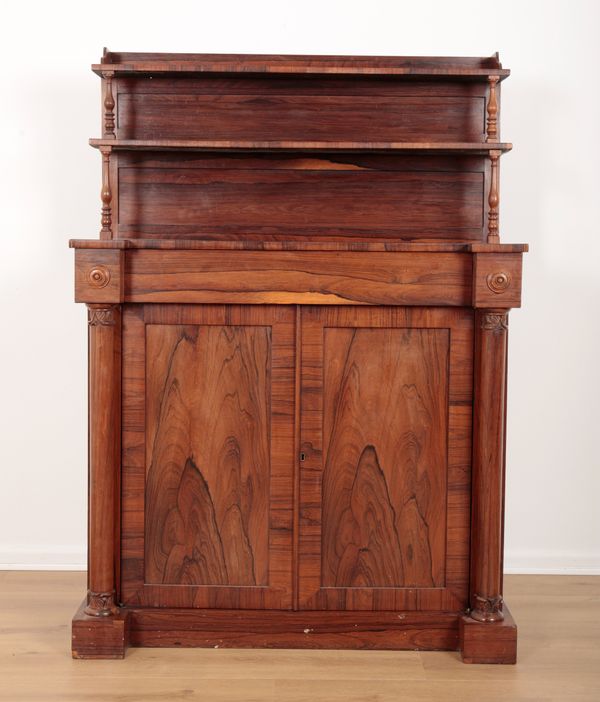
(299, 306), (473, 611)
(121, 304), (295, 609)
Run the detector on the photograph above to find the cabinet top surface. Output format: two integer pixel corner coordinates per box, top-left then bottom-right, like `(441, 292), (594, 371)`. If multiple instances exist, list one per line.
(94, 50), (509, 78)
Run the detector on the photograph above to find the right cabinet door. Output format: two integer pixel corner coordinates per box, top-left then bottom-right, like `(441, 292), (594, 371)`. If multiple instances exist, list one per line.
(298, 306), (474, 611)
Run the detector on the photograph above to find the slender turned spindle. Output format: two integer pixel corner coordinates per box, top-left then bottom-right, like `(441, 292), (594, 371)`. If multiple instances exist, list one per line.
(486, 76), (499, 142)
(85, 304), (121, 616)
(487, 150), (500, 243)
(102, 71), (116, 138)
(470, 309), (509, 622)
(100, 147), (112, 238)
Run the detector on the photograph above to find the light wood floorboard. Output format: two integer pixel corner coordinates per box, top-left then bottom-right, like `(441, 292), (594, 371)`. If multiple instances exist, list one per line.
(0, 573), (599, 701)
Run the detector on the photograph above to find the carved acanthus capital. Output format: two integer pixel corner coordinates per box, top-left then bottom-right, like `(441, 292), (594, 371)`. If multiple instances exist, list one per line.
(87, 305), (117, 327)
(480, 310), (509, 332)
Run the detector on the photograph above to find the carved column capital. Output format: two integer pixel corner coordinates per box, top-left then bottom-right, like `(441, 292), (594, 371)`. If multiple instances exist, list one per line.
(480, 309), (509, 332)
(470, 593), (504, 622)
(87, 304), (117, 326)
(84, 589), (118, 617)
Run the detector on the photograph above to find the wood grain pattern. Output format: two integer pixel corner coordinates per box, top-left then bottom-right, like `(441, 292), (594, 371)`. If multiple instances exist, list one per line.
(117, 162), (484, 239)
(472, 252), (523, 308)
(70, 239), (529, 253)
(460, 604), (517, 663)
(145, 323), (271, 587)
(129, 608), (459, 651)
(121, 305), (295, 609)
(125, 250), (472, 306)
(72, 51), (522, 662)
(94, 51), (509, 77)
(470, 309), (509, 623)
(299, 306), (473, 611)
(116, 92), (485, 142)
(74, 249), (123, 303)
(320, 327), (448, 589)
(85, 304), (121, 616)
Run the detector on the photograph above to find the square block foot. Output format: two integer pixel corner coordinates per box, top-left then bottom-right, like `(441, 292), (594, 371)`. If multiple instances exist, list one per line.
(459, 603), (517, 664)
(72, 599), (130, 659)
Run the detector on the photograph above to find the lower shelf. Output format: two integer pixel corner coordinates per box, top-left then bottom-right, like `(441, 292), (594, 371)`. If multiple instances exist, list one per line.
(72, 600), (517, 663)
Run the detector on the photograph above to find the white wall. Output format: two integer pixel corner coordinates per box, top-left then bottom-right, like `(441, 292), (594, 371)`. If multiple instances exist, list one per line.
(1, 0), (599, 573)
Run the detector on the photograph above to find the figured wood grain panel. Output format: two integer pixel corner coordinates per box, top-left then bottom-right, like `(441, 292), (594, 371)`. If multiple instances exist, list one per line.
(117, 93), (485, 142)
(120, 305), (295, 609)
(321, 327), (448, 589)
(125, 250), (472, 307)
(113, 151), (487, 241)
(299, 306), (473, 611)
(118, 167), (483, 236)
(145, 323), (271, 587)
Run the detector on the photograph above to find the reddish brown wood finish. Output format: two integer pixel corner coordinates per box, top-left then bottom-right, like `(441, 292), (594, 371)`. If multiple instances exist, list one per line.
(93, 51), (509, 78)
(70, 239), (528, 253)
(72, 599), (130, 659)
(120, 305), (294, 609)
(115, 81), (488, 143)
(113, 152), (488, 241)
(470, 309), (509, 622)
(72, 52), (524, 663)
(129, 608), (460, 651)
(85, 304), (121, 616)
(124, 250), (472, 306)
(473, 253), (523, 308)
(298, 306), (472, 611)
(460, 604), (517, 663)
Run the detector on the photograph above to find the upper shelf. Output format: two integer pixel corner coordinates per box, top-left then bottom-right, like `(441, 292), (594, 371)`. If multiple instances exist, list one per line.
(89, 139), (513, 155)
(93, 51), (510, 80)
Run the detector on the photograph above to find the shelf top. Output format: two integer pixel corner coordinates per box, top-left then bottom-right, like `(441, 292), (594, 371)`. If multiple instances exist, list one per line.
(89, 138), (512, 155)
(93, 50), (510, 79)
(69, 238), (528, 254)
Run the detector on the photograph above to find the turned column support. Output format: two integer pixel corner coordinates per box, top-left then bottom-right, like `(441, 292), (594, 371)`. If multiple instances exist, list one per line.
(99, 146), (113, 238)
(85, 303), (121, 616)
(486, 76), (499, 142)
(487, 150), (501, 243)
(102, 71), (116, 138)
(470, 308), (509, 623)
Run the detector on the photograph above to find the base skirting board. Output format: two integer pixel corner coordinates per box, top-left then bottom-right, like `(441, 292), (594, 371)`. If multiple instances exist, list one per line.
(2, 550), (600, 574)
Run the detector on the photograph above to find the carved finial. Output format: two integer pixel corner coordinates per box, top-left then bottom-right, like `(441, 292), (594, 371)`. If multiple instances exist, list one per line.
(487, 150), (501, 243)
(102, 71), (116, 138)
(100, 146), (112, 238)
(486, 76), (499, 142)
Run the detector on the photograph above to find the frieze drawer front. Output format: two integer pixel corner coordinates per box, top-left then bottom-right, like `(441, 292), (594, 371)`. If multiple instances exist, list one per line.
(70, 51), (525, 663)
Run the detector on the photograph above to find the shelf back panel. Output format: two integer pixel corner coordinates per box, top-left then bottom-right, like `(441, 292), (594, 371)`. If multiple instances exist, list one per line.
(115, 76), (487, 143)
(114, 152), (487, 241)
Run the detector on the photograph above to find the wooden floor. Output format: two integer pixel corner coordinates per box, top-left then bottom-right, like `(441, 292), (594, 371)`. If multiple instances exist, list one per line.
(0, 573), (598, 701)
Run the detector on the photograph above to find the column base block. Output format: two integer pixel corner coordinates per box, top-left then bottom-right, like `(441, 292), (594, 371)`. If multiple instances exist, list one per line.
(459, 603), (517, 664)
(72, 599), (130, 659)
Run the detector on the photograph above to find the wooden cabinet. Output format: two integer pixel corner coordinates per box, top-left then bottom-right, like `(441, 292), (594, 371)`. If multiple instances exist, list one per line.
(71, 51), (525, 663)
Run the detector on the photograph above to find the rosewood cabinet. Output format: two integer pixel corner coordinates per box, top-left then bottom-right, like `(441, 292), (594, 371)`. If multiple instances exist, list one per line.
(70, 50), (526, 663)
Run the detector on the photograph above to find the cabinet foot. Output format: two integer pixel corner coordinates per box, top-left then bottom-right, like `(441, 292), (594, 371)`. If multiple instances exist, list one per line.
(72, 599), (130, 659)
(459, 603), (517, 664)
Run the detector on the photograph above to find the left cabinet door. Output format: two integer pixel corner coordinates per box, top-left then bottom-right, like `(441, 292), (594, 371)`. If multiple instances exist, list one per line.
(120, 304), (295, 609)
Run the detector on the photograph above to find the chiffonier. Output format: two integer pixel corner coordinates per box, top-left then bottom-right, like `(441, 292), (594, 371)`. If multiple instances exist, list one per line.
(70, 50), (526, 663)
